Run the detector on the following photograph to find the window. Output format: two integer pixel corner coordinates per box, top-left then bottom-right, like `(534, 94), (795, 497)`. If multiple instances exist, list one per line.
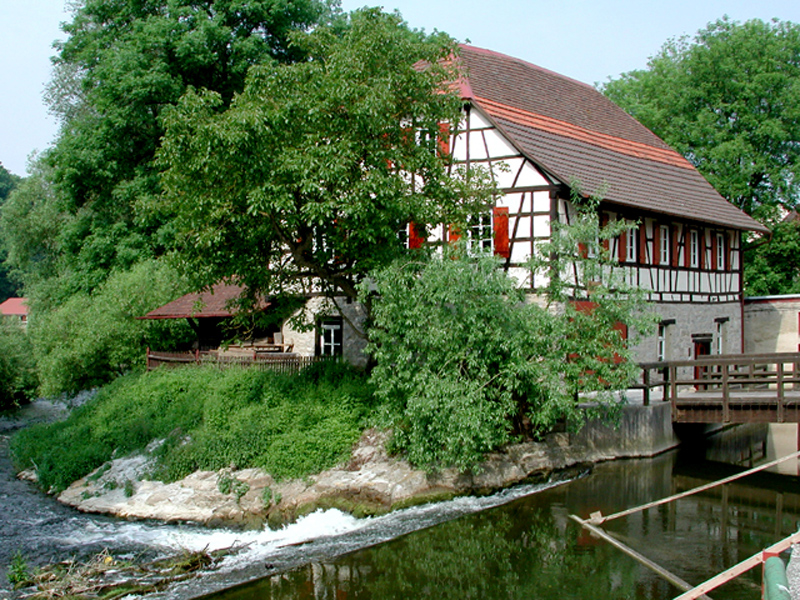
(317, 317), (343, 356)
(625, 228), (637, 263)
(715, 318), (728, 355)
(659, 225), (670, 265)
(657, 320), (675, 362)
(468, 214), (493, 253)
(716, 233), (725, 271)
(689, 230), (699, 268)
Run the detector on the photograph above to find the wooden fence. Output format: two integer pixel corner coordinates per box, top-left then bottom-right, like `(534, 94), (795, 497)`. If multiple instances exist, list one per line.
(145, 348), (331, 375)
(636, 353), (800, 423)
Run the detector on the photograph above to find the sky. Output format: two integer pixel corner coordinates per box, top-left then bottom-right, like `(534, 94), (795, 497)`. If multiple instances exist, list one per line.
(2, 0), (800, 177)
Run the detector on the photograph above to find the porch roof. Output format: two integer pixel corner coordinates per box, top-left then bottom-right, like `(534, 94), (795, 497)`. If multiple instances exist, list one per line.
(139, 284), (270, 320)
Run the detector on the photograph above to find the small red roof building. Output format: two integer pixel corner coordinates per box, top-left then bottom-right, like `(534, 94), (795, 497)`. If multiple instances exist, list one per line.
(0, 297), (28, 322)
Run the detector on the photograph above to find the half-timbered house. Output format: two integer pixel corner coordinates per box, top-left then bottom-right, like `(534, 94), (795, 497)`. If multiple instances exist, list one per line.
(412, 45), (767, 365)
(144, 45), (767, 369)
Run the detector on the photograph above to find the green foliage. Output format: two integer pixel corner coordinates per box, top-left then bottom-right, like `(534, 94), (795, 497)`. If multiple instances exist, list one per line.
(0, 162), (63, 304)
(7, 551), (30, 588)
(0, 161), (23, 302)
(217, 473), (250, 501)
(11, 362), (374, 493)
(744, 219), (800, 296)
(601, 17), (800, 221)
(0, 162), (21, 203)
(29, 260), (193, 397)
(159, 8), (493, 303)
(364, 193), (654, 471)
(0, 324), (38, 410)
(35, 0), (331, 301)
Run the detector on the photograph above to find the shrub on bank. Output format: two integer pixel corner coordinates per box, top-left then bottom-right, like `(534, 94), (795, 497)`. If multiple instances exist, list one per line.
(0, 325), (38, 410)
(11, 361), (375, 493)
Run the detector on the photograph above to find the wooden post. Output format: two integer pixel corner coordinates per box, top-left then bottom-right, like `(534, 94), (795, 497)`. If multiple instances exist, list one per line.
(777, 360), (785, 423)
(722, 362), (729, 422)
(146, 347), (151, 371)
(670, 365), (678, 420)
(643, 367), (651, 406)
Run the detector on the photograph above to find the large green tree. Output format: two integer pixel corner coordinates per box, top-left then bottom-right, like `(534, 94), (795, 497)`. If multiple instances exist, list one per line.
(601, 17), (800, 292)
(21, 0), (332, 304)
(159, 9), (492, 306)
(0, 162), (23, 302)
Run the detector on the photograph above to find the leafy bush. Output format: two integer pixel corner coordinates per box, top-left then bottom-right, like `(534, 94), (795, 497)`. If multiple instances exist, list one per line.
(30, 259), (193, 396)
(0, 325), (38, 410)
(363, 194), (655, 471)
(11, 362), (375, 492)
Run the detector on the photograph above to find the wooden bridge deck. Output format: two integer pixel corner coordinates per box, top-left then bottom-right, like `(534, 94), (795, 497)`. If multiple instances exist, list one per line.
(637, 352), (800, 424)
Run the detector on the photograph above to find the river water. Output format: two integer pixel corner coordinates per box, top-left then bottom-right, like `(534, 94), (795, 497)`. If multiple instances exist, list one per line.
(2, 403), (798, 600)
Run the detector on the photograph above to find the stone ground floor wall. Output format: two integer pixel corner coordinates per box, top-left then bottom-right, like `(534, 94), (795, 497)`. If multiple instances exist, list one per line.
(280, 296), (369, 368)
(631, 301), (742, 363)
(283, 296), (744, 372)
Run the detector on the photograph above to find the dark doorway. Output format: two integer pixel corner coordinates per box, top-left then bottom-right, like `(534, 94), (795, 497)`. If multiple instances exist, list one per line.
(694, 338), (712, 389)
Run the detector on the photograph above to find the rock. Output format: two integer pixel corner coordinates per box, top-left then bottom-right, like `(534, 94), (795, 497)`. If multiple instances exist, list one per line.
(54, 427), (631, 529)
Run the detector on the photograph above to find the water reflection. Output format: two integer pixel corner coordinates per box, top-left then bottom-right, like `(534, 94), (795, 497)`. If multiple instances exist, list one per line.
(209, 450), (800, 600)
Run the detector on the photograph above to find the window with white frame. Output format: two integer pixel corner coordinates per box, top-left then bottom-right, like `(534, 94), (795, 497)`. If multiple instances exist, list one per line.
(715, 318), (728, 354)
(625, 228), (637, 263)
(656, 321), (672, 362)
(317, 317), (343, 356)
(716, 233), (725, 271)
(659, 225), (670, 264)
(689, 230), (699, 268)
(467, 214), (493, 253)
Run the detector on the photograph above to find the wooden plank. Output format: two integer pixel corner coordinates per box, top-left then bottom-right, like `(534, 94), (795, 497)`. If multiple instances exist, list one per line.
(568, 516), (707, 599)
(589, 450), (800, 525)
(673, 530), (800, 600)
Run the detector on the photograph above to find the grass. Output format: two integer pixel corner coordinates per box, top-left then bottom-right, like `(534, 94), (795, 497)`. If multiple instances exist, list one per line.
(11, 361), (377, 493)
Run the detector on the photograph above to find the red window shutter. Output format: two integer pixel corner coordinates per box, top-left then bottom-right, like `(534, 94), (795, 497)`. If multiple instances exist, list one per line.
(711, 232), (718, 270)
(638, 223), (647, 264)
(652, 224), (661, 266)
(699, 230), (706, 270)
(408, 221), (425, 249)
(448, 224), (461, 243)
(578, 242), (588, 258)
(493, 206), (510, 258)
(684, 230), (691, 268)
(671, 227), (679, 267)
(438, 122), (451, 157)
(619, 231), (627, 262)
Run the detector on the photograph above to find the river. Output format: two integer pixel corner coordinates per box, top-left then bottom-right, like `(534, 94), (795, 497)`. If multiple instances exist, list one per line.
(2, 403), (798, 600)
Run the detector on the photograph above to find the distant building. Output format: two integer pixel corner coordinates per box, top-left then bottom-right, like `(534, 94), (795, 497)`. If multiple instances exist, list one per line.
(0, 297), (28, 329)
(743, 295), (800, 354)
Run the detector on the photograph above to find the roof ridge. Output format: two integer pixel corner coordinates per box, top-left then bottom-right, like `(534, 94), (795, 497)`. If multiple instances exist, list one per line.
(458, 44), (596, 91)
(475, 96), (694, 171)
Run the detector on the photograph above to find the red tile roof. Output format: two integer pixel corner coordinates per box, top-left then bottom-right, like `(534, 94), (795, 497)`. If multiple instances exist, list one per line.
(139, 284), (269, 320)
(0, 297), (28, 317)
(458, 45), (767, 233)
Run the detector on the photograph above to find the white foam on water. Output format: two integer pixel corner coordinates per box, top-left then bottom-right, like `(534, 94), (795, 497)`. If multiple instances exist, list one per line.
(54, 475), (578, 584)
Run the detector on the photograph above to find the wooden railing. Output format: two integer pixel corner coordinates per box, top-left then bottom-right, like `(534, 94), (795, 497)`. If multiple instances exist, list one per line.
(637, 353), (800, 423)
(145, 348), (331, 374)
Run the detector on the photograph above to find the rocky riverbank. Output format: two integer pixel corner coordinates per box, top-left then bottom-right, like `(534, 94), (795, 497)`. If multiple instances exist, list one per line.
(51, 421), (650, 529)
(10, 400), (680, 529)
